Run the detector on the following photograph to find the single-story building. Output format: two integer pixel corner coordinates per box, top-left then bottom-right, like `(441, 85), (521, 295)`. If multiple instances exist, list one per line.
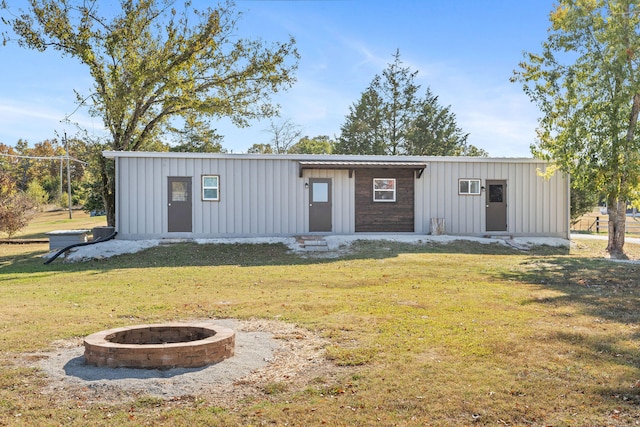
(102, 151), (570, 240)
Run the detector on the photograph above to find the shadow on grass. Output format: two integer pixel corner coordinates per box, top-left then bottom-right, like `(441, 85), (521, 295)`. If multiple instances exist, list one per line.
(507, 256), (640, 325)
(1, 239), (569, 274)
(0, 245), (54, 277)
(500, 256), (640, 405)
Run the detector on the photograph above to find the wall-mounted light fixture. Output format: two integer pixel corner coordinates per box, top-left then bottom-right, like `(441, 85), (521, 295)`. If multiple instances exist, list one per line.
(304, 182), (309, 189)
(481, 186), (486, 192)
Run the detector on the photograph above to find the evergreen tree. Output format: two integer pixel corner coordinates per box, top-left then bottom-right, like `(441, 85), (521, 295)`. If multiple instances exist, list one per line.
(406, 88), (471, 156)
(337, 51), (477, 157)
(335, 87), (386, 155)
(169, 116), (225, 153)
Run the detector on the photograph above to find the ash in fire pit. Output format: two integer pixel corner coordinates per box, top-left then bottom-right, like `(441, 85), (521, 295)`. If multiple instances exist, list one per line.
(84, 322), (235, 369)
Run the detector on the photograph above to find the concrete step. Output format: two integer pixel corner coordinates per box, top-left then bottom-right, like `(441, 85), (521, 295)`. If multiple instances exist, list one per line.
(303, 240), (328, 246)
(297, 236), (329, 251)
(303, 245), (330, 252)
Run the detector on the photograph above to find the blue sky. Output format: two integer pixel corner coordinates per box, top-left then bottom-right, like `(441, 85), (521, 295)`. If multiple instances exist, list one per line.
(0, 1), (555, 157)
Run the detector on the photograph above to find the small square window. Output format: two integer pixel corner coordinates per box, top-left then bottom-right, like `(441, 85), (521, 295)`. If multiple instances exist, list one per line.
(459, 179), (481, 195)
(373, 178), (396, 202)
(202, 175), (220, 201)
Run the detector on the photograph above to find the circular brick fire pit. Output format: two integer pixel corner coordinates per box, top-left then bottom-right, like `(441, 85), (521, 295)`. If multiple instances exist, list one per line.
(83, 322), (235, 369)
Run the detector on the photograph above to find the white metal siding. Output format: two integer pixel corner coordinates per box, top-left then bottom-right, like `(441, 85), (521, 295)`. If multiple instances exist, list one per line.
(117, 156), (317, 238)
(110, 153), (568, 239)
(193, 158), (306, 237)
(415, 160), (568, 237)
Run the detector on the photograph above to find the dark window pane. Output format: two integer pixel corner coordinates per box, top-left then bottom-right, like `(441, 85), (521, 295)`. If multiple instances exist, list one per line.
(489, 185), (503, 203)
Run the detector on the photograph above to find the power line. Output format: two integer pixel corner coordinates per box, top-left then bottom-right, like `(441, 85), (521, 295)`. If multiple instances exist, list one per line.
(0, 152), (88, 165)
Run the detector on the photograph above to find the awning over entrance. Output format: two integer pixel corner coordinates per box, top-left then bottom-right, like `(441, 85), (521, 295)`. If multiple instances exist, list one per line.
(298, 160), (427, 178)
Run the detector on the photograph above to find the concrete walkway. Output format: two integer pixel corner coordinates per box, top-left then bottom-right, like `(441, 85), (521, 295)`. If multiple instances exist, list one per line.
(571, 233), (640, 245)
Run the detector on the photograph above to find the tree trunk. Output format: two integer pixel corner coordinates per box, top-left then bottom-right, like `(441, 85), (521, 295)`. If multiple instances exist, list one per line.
(607, 197), (627, 259)
(103, 183), (116, 227)
(98, 155), (116, 227)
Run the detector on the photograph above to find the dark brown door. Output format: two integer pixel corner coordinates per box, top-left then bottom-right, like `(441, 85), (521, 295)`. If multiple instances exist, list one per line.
(168, 177), (192, 232)
(486, 180), (507, 232)
(309, 178), (332, 232)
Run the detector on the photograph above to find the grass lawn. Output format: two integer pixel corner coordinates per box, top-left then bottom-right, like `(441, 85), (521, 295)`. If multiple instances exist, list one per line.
(2, 214), (640, 425)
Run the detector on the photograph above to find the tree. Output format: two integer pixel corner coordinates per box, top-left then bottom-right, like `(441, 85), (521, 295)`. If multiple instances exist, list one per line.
(512, 0), (640, 258)
(2, 0), (299, 226)
(0, 170), (36, 238)
(335, 87), (387, 155)
(288, 135), (334, 154)
(0, 167), (17, 198)
(0, 143), (20, 187)
(374, 50), (420, 155)
(30, 140), (66, 187)
(169, 116), (225, 153)
(13, 139), (31, 190)
(571, 185), (600, 224)
(26, 180), (49, 208)
(406, 88), (472, 156)
(335, 50), (480, 156)
(0, 139), (89, 206)
(265, 118), (302, 154)
(247, 143), (273, 154)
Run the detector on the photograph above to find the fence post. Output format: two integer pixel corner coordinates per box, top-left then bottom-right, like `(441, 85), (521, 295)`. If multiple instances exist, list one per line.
(596, 216), (600, 233)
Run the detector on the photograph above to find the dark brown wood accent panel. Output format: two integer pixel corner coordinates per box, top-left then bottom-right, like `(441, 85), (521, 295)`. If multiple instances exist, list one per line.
(355, 168), (415, 232)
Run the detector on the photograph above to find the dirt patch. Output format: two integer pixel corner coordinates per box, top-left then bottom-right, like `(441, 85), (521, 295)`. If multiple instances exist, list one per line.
(15, 319), (343, 407)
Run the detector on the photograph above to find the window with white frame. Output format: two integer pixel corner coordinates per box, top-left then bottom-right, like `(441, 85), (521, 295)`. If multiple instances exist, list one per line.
(202, 175), (220, 201)
(458, 179), (481, 195)
(373, 178), (396, 202)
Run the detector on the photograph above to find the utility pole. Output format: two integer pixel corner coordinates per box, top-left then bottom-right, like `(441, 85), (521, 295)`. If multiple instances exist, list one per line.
(65, 133), (72, 219)
(59, 156), (63, 202)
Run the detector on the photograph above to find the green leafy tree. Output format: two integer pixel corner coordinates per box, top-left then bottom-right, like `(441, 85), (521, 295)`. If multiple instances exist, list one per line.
(570, 186), (600, 224)
(247, 143), (273, 154)
(0, 139), (85, 206)
(335, 51), (478, 156)
(30, 140), (66, 188)
(288, 135), (334, 154)
(2, 0), (299, 226)
(26, 180), (48, 208)
(460, 145), (489, 157)
(512, 0), (640, 258)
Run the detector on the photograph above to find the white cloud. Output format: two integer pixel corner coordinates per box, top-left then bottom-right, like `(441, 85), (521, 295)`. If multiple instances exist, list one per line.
(0, 99), (106, 145)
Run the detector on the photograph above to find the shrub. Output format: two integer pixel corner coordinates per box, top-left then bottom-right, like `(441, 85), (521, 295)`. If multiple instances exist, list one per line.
(0, 192), (36, 238)
(26, 181), (49, 209)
